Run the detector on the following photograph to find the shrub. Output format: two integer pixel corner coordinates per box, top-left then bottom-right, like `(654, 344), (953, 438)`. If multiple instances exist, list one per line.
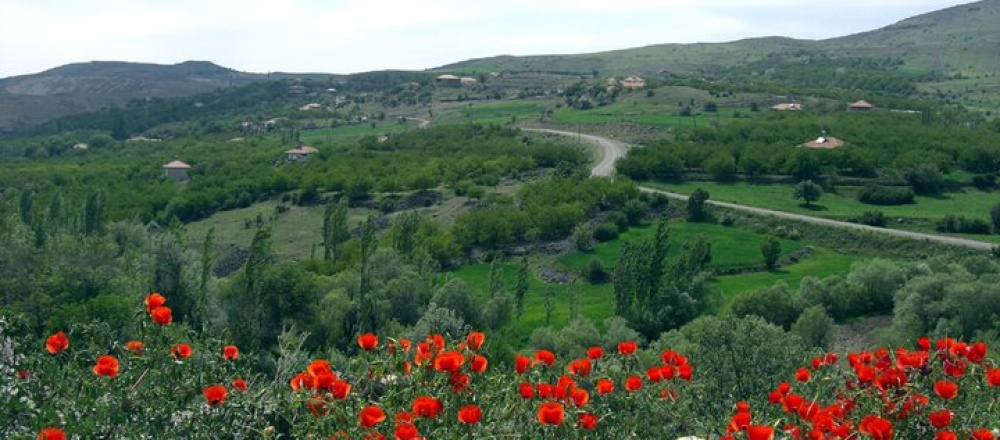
(857, 185), (915, 206)
(592, 223), (620, 242)
(936, 215), (992, 234)
(972, 174), (996, 190)
(584, 258), (608, 284)
(848, 210), (887, 227)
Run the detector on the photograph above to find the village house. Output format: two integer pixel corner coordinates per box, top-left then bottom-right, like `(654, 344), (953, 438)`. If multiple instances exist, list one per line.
(771, 103), (803, 111)
(621, 76), (645, 88)
(460, 77), (478, 86)
(435, 74), (462, 87)
(848, 100), (875, 111)
(801, 135), (845, 150)
(285, 146), (319, 162)
(299, 103), (322, 111)
(163, 160), (192, 182)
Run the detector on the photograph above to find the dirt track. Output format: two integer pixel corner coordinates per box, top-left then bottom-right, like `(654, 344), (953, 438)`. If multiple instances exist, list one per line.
(530, 128), (995, 252)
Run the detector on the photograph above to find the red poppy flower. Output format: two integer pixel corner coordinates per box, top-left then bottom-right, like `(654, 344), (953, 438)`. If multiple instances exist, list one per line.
(37, 427), (66, 440)
(363, 432), (385, 440)
(450, 373), (470, 393)
(466, 332), (485, 351)
(646, 366), (663, 382)
(795, 368), (810, 383)
(359, 405), (386, 428)
(678, 363), (693, 381)
(625, 375), (642, 392)
(519, 382), (534, 399)
(534, 350), (556, 368)
(457, 404), (482, 424)
(45, 332), (69, 354)
(571, 388), (589, 407)
(568, 358), (592, 377)
(92, 355), (120, 378)
(934, 380), (959, 400)
(988, 368), (1000, 387)
(967, 342), (987, 363)
(730, 411), (752, 432)
(232, 378), (247, 392)
(577, 412), (598, 430)
(917, 336), (931, 351)
(124, 340), (144, 355)
(537, 401), (565, 425)
(144, 292), (166, 312)
(412, 396), (443, 418)
(17, 370), (28, 380)
(659, 364), (676, 380)
(290, 372), (314, 391)
(222, 345), (239, 361)
(972, 429), (996, 440)
(395, 422), (419, 440)
(358, 333), (378, 351)
(586, 346), (604, 359)
(617, 341), (637, 356)
(936, 431), (958, 440)
(470, 354), (488, 373)
(746, 425), (774, 440)
(332, 379), (351, 399)
(944, 360), (967, 377)
(433, 351), (465, 373)
(170, 343), (192, 359)
(515, 354), (531, 374)
(203, 385), (227, 406)
(150, 306), (172, 325)
(537, 383), (553, 398)
(928, 409), (952, 428)
(859, 415), (893, 440)
(308, 359), (333, 377)
(596, 378), (614, 395)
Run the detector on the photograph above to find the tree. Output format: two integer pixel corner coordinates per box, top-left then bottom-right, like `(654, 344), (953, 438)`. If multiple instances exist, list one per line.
(83, 189), (107, 236)
(487, 257), (504, 298)
(514, 258), (529, 319)
(761, 234), (780, 271)
(791, 306), (834, 349)
(686, 188), (711, 222)
(391, 210), (420, 259)
(322, 202), (350, 261)
(705, 152), (737, 182)
(990, 202), (1000, 233)
(793, 180), (823, 206)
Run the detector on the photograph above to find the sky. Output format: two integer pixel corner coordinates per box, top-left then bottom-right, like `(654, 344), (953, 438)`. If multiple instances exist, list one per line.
(0, 0), (977, 78)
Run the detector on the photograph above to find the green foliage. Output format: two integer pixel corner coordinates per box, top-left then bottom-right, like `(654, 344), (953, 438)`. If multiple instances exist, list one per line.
(705, 152), (737, 182)
(686, 188), (710, 222)
(760, 234), (780, 271)
(791, 305), (834, 349)
(591, 223), (619, 242)
(431, 279), (482, 329)
(904, 163), (946, 195)
(793, 179), (823, 206)
(514, 258), (529, 319)
(936, 214), (992, 234)
(584, 258), (608, 284)
(992, 202), (1000, 232)
(729, 281), (804, 330)
(572, 223), (593, 251)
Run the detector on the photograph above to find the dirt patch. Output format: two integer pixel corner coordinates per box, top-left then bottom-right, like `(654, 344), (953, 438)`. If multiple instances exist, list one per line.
(831, 315), (893, 352)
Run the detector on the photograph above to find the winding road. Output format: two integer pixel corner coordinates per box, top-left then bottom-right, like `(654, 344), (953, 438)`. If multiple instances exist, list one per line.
(529, 128), (996, 252)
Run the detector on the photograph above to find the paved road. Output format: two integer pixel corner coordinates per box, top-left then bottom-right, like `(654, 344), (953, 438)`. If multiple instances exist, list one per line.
(531, 128), (996, 251)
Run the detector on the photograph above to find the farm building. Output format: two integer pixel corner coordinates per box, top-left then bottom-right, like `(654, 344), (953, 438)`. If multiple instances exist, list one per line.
(621, 76), (645, 88)
(771, 103), (802, 111)
(436, 74), (461, 87)
(848, 100), (875, 111)
(163, 160), (192, 182)
(285, 146), (319, 162)
(801, 136), (845, 150)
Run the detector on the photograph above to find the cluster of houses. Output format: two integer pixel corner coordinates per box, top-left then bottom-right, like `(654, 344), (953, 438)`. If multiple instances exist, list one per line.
(161, 145), (322, 183)
(767, 100), (877, 150)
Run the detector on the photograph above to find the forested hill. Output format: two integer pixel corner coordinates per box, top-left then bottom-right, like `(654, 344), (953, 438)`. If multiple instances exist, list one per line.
(0, 61), (431, 134)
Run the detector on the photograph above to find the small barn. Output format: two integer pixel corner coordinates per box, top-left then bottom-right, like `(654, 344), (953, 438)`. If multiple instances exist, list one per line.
(285, 146), (319, 162)
(435, 74), (461, 87)
(621, 76), (645, 88)
(163, 160), (192, 182)
(848, 100), (875, 111)
(771, 103), (802, 111)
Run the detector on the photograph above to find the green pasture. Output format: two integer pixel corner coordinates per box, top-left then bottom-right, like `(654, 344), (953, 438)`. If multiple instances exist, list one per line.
(557, 221), (802, 272)
(647, 181), (1000, 223)
(299, 122), (412, 143)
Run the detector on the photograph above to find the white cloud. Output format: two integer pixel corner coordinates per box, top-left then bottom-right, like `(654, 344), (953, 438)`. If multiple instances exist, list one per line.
(0, 0), (976, 77)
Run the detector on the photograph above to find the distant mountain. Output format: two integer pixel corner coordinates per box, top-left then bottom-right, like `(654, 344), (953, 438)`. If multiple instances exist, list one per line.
(0, 61), (261, 133)
(438, 0), (1000, 110)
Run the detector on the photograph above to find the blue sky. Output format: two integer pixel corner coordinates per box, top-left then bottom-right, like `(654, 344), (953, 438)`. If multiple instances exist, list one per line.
(0, 0), (976, 78)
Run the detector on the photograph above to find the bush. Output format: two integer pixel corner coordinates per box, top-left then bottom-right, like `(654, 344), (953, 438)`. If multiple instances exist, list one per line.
(605, 211), (629, 232)
(584, 258), (608, 284)
(592, 223), (620, 242)
(936, 215), (992, 234)
(857, 185), (915, 206)
(718, 211), (736, 227)
(848, 210), (887, 227)
(973, 174), (996, 191)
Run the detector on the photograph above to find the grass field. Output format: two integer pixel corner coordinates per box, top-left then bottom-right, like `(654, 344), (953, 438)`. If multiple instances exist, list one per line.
(648, 181), (1000, 224)
(183, 200), (377, 261)
(557, 221), (803, 272)
(299, 122), (413, 144)
(436, 101), (549, 126)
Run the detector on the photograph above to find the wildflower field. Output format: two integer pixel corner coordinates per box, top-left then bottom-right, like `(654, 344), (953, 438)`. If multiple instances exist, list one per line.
(4, 293), (1000, 439)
